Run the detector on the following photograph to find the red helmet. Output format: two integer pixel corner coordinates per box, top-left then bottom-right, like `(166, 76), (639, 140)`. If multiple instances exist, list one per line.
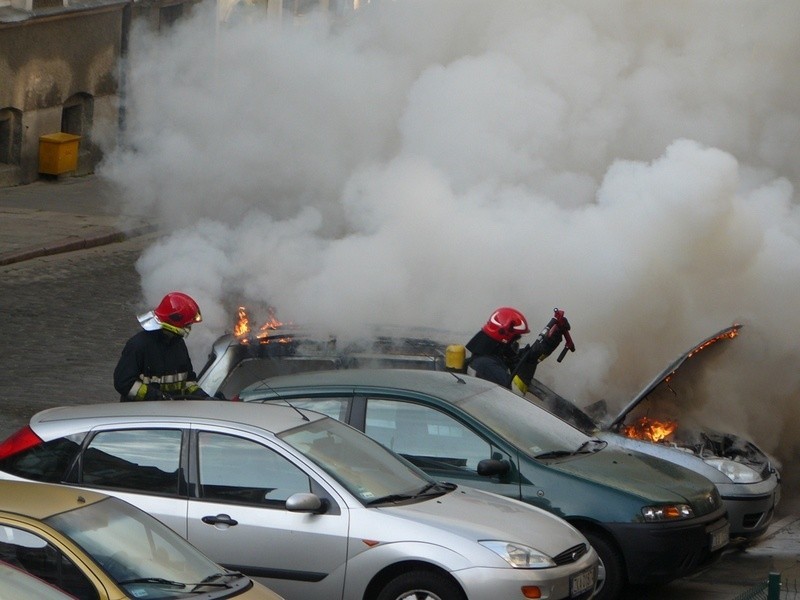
(482, 307), (529, 343)
(153, 292), (202, 329)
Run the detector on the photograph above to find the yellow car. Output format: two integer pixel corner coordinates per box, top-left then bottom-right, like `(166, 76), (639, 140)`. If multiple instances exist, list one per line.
(0, 480), (283, 600)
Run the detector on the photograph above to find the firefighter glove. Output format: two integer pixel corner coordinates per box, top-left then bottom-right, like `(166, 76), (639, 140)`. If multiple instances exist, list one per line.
(144, 386), (172, 401)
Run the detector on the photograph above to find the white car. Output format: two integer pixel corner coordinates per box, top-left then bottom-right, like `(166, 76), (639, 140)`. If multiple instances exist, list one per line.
(0, 401), (599, 600)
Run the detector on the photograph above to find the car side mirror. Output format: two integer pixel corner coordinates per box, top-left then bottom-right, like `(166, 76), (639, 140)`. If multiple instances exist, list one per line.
(285, 492), (327, 514)
(477, 458), (510, 477)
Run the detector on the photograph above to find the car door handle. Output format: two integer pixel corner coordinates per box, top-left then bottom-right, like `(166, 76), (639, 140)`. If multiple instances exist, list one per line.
(202, 514), (239, 527)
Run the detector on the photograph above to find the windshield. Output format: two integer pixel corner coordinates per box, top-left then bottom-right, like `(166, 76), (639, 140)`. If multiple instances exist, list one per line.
(459, 385), (590, 457)
(280, 417), (438, 505)
(46, 497), (246, 599)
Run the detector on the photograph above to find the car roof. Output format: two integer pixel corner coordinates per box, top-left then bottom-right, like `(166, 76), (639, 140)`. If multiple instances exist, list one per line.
(31, 399), (326, 434)
(247, 368), (498, 403)
(0, 480), (108, 520)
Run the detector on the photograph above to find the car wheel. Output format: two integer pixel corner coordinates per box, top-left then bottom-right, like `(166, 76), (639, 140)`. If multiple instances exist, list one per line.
(376, 570), (465, 600)
(582, 530), (626, 600)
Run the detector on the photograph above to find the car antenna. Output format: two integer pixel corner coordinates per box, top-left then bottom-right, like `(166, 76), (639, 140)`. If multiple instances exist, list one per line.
(448, 371), (466, 384)
(251, 381), (310, 421)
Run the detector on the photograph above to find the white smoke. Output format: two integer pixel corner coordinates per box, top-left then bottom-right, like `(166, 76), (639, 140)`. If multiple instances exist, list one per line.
(100, 0), (800, 500)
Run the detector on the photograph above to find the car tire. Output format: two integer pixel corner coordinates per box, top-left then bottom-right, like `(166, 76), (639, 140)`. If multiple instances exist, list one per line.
(375, 570), (466, 600)
(582, 530), (626, 600)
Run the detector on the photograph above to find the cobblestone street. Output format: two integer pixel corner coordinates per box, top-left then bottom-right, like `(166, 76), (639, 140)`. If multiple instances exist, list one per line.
(0, 233), (154, 440)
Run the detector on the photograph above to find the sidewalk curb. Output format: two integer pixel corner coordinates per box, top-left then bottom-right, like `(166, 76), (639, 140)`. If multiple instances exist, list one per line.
(0, 224), (156, 266)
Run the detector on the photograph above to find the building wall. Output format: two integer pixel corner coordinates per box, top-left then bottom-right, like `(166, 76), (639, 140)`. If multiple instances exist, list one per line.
(0, 0), (342, 188)
(0, 5), (127, 185)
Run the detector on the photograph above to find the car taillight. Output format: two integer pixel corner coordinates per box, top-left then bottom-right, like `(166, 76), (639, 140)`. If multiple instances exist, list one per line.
(0, 426), (44, 460)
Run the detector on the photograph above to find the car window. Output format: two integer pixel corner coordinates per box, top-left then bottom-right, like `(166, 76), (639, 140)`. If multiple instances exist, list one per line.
(82, 429), (182, 494)
(0, 525), (97, 600)
(280, 418), (434, 504)
(0, 434), (84, 483)
(0, 561), (78, 600)
(221, 357), (341, 397)
(365, 399), (492, 474)
(47, 496), (244, 598)
(460, 386), (590, 456)
(197, 432), (311, 506)
(268, 397), (350, 421)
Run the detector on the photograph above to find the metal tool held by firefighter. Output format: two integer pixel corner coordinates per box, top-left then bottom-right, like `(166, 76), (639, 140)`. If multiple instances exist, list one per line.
(527, 308), (575, 363)
(508, 308), (575, 396)
(550, 308), (575, 362)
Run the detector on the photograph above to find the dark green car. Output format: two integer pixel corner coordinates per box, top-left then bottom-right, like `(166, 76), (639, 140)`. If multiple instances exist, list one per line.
(237, 368), (729, 600)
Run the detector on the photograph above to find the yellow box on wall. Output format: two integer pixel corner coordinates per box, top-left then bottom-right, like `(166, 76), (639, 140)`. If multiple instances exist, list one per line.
(39, 133), (81, 175)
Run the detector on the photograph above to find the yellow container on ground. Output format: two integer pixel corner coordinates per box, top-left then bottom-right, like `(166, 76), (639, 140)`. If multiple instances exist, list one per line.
(39, 132), (81, 175)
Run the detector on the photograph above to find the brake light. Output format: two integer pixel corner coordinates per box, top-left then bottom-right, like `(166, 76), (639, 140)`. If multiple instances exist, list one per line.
(0, 426), (44, 460)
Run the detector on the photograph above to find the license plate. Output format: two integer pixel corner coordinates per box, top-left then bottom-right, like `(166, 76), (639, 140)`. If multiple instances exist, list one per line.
(710, 523), (730, 551)
(570, 566), (595, 597)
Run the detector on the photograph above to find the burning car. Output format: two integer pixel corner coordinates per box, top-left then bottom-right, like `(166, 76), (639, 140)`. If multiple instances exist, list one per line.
(528, 324), (781, 541)
(197, 307), (450, 398)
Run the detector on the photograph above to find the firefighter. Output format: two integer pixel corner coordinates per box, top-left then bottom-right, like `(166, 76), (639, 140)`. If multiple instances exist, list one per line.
(465, 307), (567, 394)
(114, 291), (210, 401)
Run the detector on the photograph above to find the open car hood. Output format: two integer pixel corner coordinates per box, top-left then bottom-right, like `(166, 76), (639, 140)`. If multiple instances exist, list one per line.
(607, 323), (743, 429)
(528, 323), (744, 434)
(528, 323), (779, 497)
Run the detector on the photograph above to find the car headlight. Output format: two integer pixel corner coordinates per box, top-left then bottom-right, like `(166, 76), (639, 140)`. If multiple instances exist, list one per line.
(641, 504), (694, 521)
(479, 541), (556, 568)
(705, 458), (762, 483)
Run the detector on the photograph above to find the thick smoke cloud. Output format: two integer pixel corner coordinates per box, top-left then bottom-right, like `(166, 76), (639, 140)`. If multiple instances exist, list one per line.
(100, 0), (800, 505)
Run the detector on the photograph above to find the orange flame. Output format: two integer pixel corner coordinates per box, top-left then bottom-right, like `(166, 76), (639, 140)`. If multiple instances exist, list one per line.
(233, 306), (250, 338)
(233, 306), (290, 344)
(622, 416), (677, 443)
(687, 326), (739, 358)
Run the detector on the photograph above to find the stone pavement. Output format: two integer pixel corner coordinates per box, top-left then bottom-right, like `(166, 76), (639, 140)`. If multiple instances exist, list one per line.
(0, 175), (154, 265)
(642, 514), (800, 599)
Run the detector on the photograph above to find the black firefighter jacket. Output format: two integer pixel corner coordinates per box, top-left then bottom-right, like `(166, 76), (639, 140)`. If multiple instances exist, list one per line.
(113, 329), (204, 401)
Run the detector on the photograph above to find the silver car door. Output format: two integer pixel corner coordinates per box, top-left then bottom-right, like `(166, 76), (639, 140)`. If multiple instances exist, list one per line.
(186, 428), (350, 599)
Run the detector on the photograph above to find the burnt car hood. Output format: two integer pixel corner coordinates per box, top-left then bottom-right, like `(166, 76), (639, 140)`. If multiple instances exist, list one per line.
(529, 323), (779, 480)
(528, 323), (748, 436)
(607, 323), (742, 429)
